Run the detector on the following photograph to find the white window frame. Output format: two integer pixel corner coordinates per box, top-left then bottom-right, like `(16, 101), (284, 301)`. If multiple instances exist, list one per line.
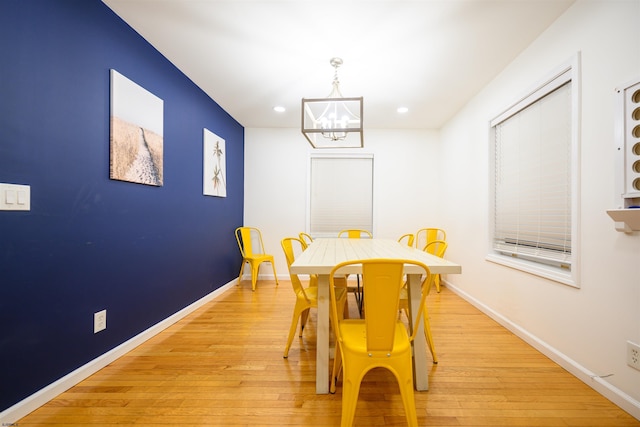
(487, 53), (581, 288)
(307, 153), (374, 237)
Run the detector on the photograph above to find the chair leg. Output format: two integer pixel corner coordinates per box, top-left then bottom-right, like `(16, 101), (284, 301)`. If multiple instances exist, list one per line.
(423, 308), (438, 364)
(300, 308), (310, 335)
(237, 261), (246, 286)
(396, 369), (418, 427)
(434, 274), (441, 292)
(330, 344), (343, 394)
(270, 260), (279, 286)
(400, 303), (438, 363)
(250, 262), (259, 291)
(337, 295), (347, 321)
(283, 304), (303, 358)
(340, 366), (364, 427)
(355, 275), (364, 316)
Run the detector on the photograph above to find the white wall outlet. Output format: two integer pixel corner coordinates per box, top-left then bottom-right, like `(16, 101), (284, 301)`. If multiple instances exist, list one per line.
(627, 340), (640, 371)
(94, 310), (107, 333)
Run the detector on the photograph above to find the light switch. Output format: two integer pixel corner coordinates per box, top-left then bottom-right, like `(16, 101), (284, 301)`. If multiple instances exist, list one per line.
(5, 189), (16, 204)
(0, 183), (30, 211)
(17, 190), (27, 205)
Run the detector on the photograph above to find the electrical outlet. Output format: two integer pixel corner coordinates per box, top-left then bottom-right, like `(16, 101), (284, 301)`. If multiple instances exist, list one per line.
(94, 310), (107, 333)
(627, 341), (640, 371)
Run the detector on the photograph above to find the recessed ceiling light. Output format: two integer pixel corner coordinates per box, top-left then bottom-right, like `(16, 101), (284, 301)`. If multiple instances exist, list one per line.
(273, 106), (286, 113)
(397, 107), (409, 114)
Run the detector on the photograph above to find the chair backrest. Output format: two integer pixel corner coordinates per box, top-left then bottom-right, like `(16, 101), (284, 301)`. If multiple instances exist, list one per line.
(299, 232), (314, 249)
(329, 259), (430, 351)
(397, 233), (415, 247)
(423, 239), (448, 258)
(235, 227), (266, 258)
(415, 228), (446, 250)
(338, 229), (373, 239)
(281, 237), (309, 298)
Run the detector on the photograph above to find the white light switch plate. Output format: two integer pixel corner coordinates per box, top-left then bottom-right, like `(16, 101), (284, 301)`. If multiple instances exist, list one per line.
(0, 183), (30, 211)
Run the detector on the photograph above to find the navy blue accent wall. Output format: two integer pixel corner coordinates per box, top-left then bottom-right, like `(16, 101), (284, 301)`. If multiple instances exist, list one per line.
(0, 0), (244, 411)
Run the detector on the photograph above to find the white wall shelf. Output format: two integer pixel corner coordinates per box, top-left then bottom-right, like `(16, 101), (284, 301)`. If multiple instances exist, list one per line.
(606, 209), (640, 232)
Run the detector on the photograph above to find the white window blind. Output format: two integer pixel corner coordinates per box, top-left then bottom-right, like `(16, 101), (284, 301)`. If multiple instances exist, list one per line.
(309, 155), (373, 237)
(491, 75), (572, 269)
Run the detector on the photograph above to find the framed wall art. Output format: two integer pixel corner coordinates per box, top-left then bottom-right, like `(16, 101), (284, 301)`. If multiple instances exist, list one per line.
(109, 69), (164, 186)
(203, 128), (226, 197)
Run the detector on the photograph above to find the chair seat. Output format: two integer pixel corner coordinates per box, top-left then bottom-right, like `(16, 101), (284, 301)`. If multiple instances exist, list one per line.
(338, 320), (411, 355)
(248, 253), (275, 264)
(295, 285), (347, 304)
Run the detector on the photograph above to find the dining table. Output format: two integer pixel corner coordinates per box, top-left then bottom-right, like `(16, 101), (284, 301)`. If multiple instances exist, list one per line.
(290, 237), (462, 394)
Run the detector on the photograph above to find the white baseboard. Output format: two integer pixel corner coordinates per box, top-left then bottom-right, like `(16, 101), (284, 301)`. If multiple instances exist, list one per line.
(0, 280), (238, 426)
(443, 281), (640, 421)
(240, 273), (290, 282)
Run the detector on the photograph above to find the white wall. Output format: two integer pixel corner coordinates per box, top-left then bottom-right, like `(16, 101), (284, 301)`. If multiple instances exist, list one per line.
(440, 0), (640, 415)
(244, 127), (441, 275)
(244, 0), (640, 418)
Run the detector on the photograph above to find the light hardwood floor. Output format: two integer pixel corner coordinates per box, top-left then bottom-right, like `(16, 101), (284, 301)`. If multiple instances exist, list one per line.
(18, 280), (640, 426)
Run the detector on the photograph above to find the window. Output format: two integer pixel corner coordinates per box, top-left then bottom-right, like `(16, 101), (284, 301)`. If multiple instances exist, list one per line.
(488, 55), (580, 287)
(308, 154), (373, 237)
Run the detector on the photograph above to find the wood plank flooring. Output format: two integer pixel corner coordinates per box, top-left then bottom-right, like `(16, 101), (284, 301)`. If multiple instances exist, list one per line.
(18, 281), (640, 426)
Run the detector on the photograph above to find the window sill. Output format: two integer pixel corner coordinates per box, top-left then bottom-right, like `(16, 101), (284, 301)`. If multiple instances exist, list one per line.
(486, 253), (578, 288)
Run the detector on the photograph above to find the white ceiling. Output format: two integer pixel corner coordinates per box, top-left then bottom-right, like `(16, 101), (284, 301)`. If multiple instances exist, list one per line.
(102, 0), (575, 130)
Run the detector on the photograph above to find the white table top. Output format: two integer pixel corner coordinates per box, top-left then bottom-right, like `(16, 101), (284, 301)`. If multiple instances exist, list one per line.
(290, 237), (462, 276)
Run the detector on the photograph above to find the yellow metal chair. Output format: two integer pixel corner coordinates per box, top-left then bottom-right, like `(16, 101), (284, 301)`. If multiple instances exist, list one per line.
(414, 227), (446, 251)
(235, 226), (278, 291)
(338, 229), (373, 238)
(398, 233), (415, 247)
(299, 232), (314, 249)
(422, 239), (448, 293)
(281, 237), (347, 358)
(329, 258), (431, 427)
(337, 229), (372, 315)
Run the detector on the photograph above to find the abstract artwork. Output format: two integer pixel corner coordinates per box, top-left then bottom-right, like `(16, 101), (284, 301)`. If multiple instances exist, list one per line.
(203, 129), (226, 197)
(109, 69), (164, 186)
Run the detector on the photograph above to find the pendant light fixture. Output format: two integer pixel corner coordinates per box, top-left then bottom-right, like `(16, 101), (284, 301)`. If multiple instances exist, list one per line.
(301, 58), (363, 148)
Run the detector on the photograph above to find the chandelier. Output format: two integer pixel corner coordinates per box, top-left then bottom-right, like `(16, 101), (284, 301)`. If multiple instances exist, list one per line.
(301, 58), (363, 148)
